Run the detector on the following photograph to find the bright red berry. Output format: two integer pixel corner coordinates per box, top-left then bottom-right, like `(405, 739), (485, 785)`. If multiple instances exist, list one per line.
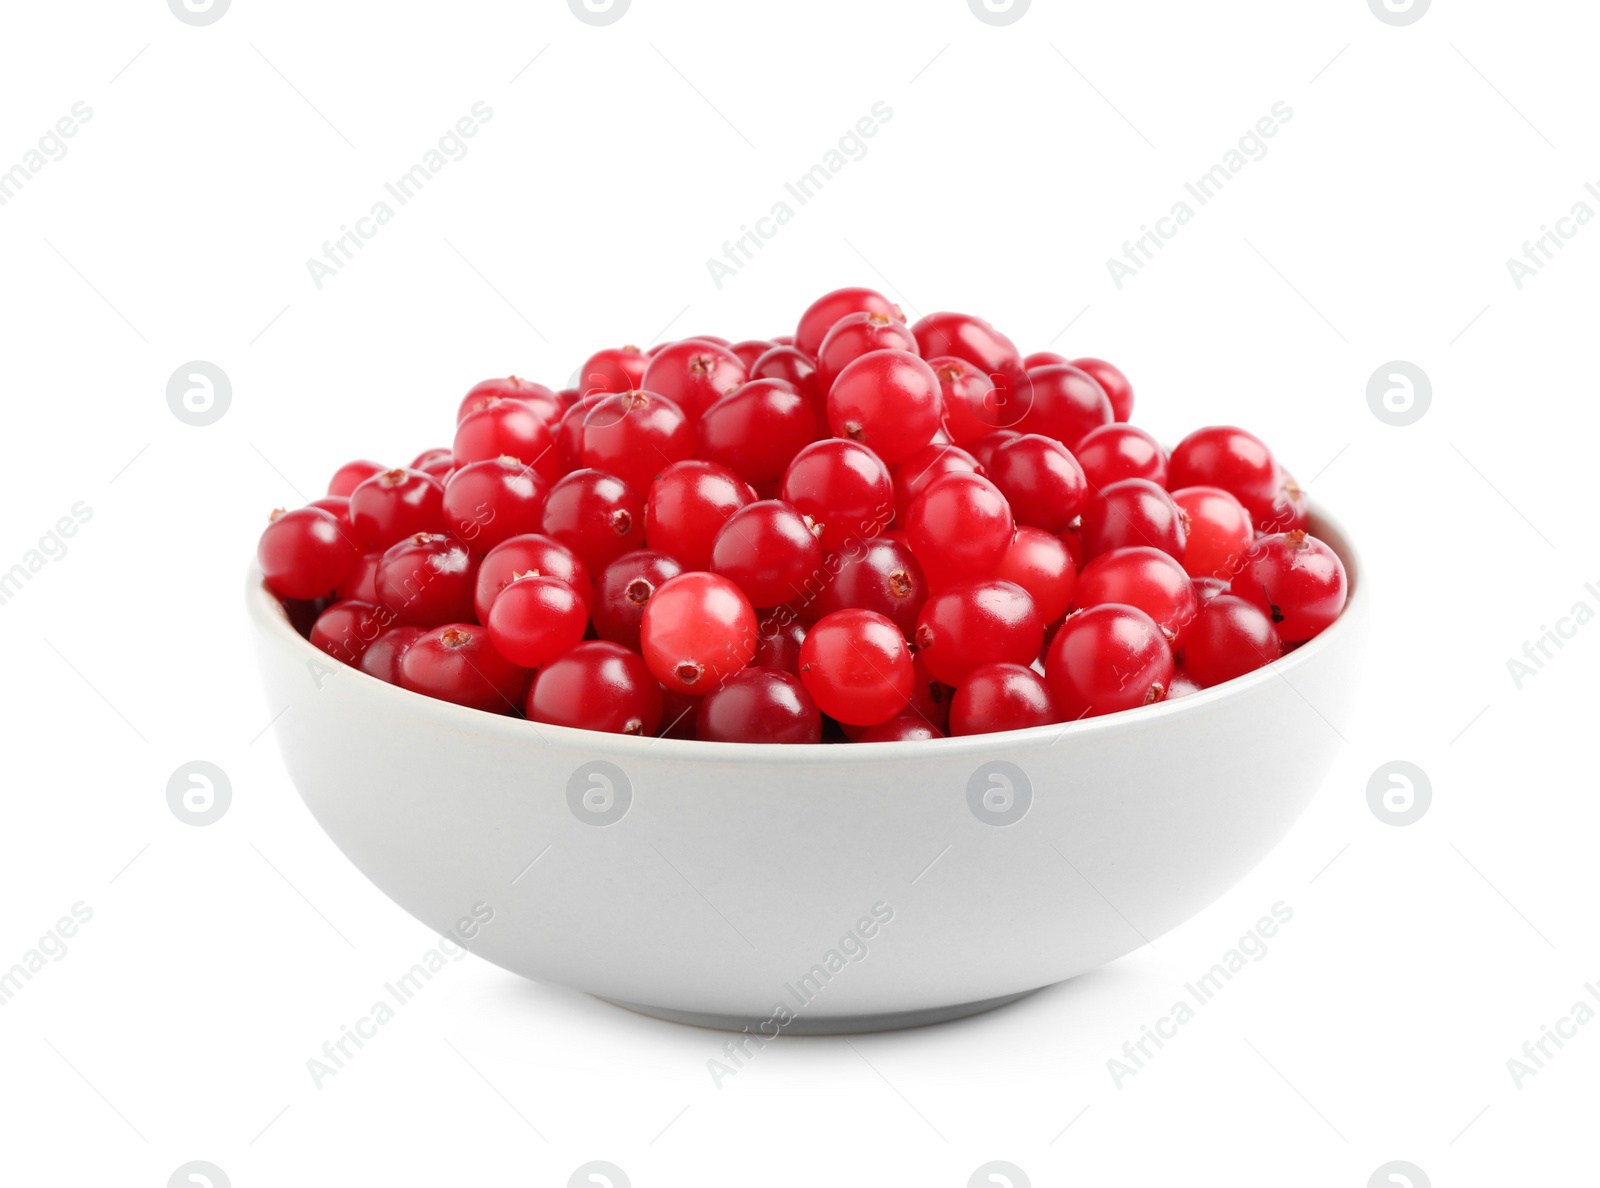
(591, 549), (684, 652)
(578, 390), (694, 496)
(825, 349), (942, 467)
(349, 468), (447, 551)
(458, 377), (562, 424)
(639, 340), (746, 421)
(807, 535), (928, 638)
(985, 434), (1089, 533)
(474, 533), (590, 624)
(645, 460), (757, 571)
(905, 472), (1014, 587)
(909, 311), (1024, 381)
(1045, 604), (1173, 720)
(575, 346), (648, 396)
(890, 444), (982, 524)
(258, 506), (356, 600)
(399, 624), (527, 713)
(781, 439), (894, 555)
(1071, 357), (1134, 422)
(375, 533), (479, 626)
(442, 458), (550, 554)
(453, 400), (560, 481)
(541, 468), (646, 573)
(1014, 364), (1113, 450)
(816, 312), (921, 395)
(913, 578), (1044, 686)
(797, 608), (914, 726)
(525, 640), (663, 735)
(1171, 486), (1254, 581)
(994, 527), (1077, 621)
(710, 500), (824, 609)
(1181, 594), (1283, 687)
(1166, 426), (1279, 516)
(486, 574), (589, 668)
(795, 286), (903, 357)
(1078, 478), (1187, 561)
(1229, 530), (1347, 642)
(1074, 547), (1198, 643)
(640, 572), (758, 693)
(697, 378), (818, 489)
(949, 663), (1061, 736)
(1073, 423), (1166, 490)
(358, 625), (425, 684)
(327, 459), (386, 498)
(310, 600), (394, 666)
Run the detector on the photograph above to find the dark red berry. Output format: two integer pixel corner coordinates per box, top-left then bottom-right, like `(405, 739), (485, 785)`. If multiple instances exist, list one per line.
(399, 624), (527, 714)
(525, 640), (663, 735)
(258, 506), (356, 600)
(695, 668), (821, 744)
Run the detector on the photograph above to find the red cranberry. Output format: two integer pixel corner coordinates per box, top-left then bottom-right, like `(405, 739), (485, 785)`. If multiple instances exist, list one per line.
(816, 312), (921, 394)
(258, 506), (356, 600)
(1166, 426), (1279, 516)
(808, 536), (928, 638)
(909, 311), (1024, 381)
(697, 378), (818, 488)
(1229, 530), (1347, 642)
(575, 346), (648, 396)
(1079, 479), (1187, 561)
(486, 574), (589, 668)
(1072, 357), (1134, 422)
(985, 434), (1089, 533)
(728, 339), (775, 369)
(795, 286), (903, 357)
(695, 668), (821, 744)
(913, 578), (1044, 686)
(591, 549), (684, 651)
(310, 600), (394, 666)
(336, 550), (383, 604)
(710, 500), (824, 608)
(858, 716), (946, 742)
(640, 572), (758, 693)
(375, 533), (479, 626)
(442, 458), (550, 554)
(891, 444), (982, 524)
(327, 459), (386, 498)
(1015, 364), (1113, 450)
(578, 390), (694, 496)
(458, 377), (561, 424)
(359, 625), (426, 684)
(1045, 604), (1173, 720)
(749, 345), (822, 414)
(453, 400), (561, 481)
(399, 624), (527, 713)
(1073, 423), (1167, 489)
(1171, 486), (1254, 580)
(1074, 547), (1198, 643)
(826, 349), (942, 467)
(1181, 594), (1283, 687)
(1022, 350), (1069, 370)
(640, 339), (746, 421)
(349, 468), (446, 551)
(994, 527), (1077, 621)
(930, 356), (1023, 444)
(645, 460), (757, 571)
(474, 533), (590, 624)
(905, 472), (1014, 587)
(525, 640), (663, 735)
(541, 469), (646, 573)
(949, 663), (1061, 736)
(752, 608), (806, 674)
(797, 609), (914, 726)
(780, 439), (894, 555)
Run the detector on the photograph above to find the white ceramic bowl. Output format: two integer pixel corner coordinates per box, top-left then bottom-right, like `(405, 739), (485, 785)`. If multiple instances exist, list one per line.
(249, 513), (1362, 1033)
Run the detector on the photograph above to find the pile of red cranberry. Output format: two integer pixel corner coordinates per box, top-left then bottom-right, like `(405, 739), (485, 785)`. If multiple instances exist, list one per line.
(257, 286), (1347, 743)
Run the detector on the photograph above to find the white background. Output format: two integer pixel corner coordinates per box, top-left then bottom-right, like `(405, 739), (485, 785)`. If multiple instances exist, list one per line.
(1, 0), (1596, 1184)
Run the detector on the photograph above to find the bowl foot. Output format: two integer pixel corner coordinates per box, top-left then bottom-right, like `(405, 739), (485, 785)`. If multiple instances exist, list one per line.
(594, 987), (1045, 1034)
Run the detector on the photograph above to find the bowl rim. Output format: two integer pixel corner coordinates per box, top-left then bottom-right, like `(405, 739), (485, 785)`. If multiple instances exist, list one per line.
(248, 510), (1361, 763)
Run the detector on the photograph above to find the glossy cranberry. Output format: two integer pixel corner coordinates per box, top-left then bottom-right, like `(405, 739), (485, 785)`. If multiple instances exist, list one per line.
(949, 663), (1061, 736)
(640, 340), (746, 421)
(328, 459), (386, 498)
(1074, 547), (1197, 643)
(1074, 423), (1167, 490)
(458, 377), (561, 424)
(645, 460), (758, 571)
(1172, 486), (1254, 580)
(808, 536), (928, 638)
(485, 574), (588, 668)
(541, 469), (646, 573)
(575, 346), (648, 396)
(795, 286), (903, 357)
(1045, 604), (1173, 720)
(259, 506), (356, 599)
(966, 430), (1022, 473)
(913, 579), (1043, 686)
(442, 458), (550, 553)
(640, 572), (758, 693)
(910, 311), (1024, 382)
(1166, 426), (1279, 517)
(453, 400), (560, 481)
(1192, 575), (1231, 606)
(823, 348), (942, 468)
(359, 625), (425, 684)
(375, 533), (479, 626)
(727, 339), (775, 369)
(858, 716), (946, 742)
(408, 448), (456, 481)
(905, 472), (1014, 587)
(578, 390), (694, 495)
(749, 345), (822, 413)
(797, 608), (914, 726)
(1258, 472), (1309, 534)
(591, 549), (684, 651)
(753, 607), (807, 674)
(994, 527), (1078, 621)
(698, 378), (818, 488)
(474, 533), (590, 623)
(400, 624), (527, 713)
(555, 393), (605, 469)
(890, 444), (982, 524)
(986, 434), (1089, 533)
(930, 356), (1021, 444)
(781, 439), (894, 555)
(1079, 479), (1187, 561)
(336, 550), (382, 604)
(1022, 350), (1069, 370)
(1167, 670), (1204, 699)
(1072, 357), (1134, 422)
(1181, 594), (1283, 687)
(310, 600), (394, 666)
(349, 468), (447, 550)
(1230, 530), (1347, 642)
(816, 312), (921, 394)
(1015, 364), (1113, 450)
(710, 500), (825, 608)
(695, 668), (821, 744)
(525, 640), (663, 735)
(308, 495), (356, 543)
